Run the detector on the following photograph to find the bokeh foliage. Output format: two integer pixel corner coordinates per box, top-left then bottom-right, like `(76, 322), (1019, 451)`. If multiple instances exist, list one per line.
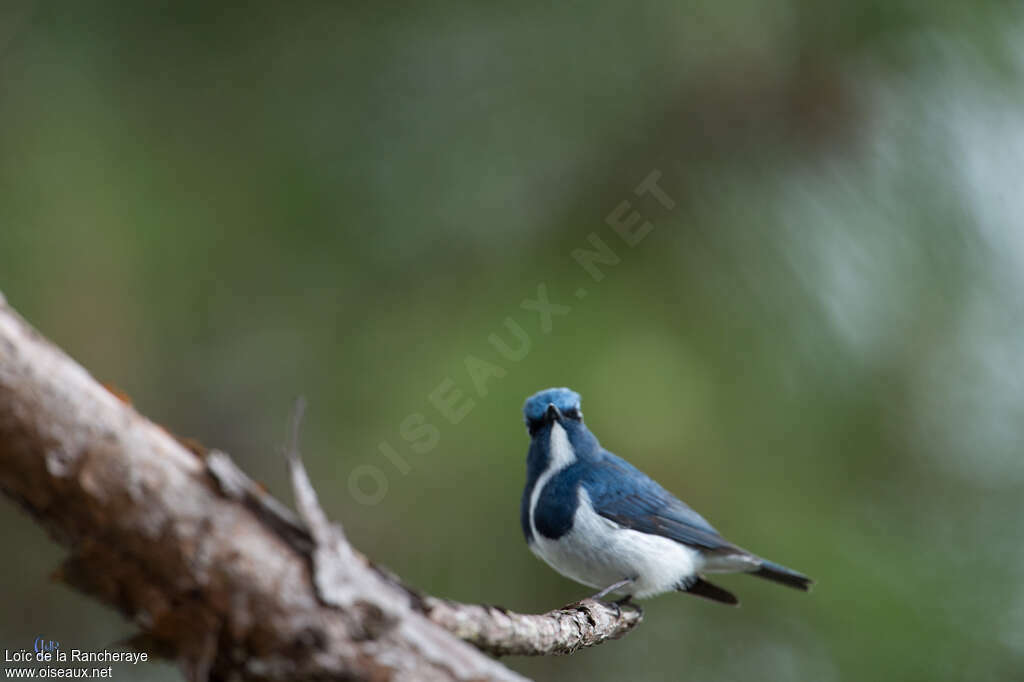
(2, 2), (1024, 680)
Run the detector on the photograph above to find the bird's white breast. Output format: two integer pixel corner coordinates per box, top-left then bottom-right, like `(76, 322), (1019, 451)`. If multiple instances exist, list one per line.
(528, 423), (703, 599)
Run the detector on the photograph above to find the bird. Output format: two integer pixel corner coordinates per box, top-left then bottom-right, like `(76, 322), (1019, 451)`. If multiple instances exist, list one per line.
(520, 387), (812, 605)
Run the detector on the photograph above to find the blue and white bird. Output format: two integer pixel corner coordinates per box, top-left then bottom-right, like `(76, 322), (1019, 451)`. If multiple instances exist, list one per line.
(521, 387), (812, 605)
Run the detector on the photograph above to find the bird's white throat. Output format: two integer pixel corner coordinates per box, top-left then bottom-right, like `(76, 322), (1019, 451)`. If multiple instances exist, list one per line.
(528, 421), (576, 540)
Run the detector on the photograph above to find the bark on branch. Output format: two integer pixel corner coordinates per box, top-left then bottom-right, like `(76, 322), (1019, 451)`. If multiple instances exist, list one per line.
(0, 294), (642, 681)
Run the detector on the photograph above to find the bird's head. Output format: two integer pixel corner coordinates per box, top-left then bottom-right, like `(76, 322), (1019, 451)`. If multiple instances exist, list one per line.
(523, 387), (583, 435)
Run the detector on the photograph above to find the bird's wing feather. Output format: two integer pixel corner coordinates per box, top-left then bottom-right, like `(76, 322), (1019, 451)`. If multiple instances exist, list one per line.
(582, 451), (743, 553)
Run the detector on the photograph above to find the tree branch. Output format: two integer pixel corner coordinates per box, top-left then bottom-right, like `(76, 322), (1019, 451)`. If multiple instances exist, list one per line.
(0, 295), (642, 681)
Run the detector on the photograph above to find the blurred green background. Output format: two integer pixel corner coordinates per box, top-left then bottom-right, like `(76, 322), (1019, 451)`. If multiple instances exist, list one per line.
(2, 2), (1024, 680)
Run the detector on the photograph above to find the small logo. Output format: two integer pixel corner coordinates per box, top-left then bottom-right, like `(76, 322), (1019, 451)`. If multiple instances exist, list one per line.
(33, 637), (59, 654)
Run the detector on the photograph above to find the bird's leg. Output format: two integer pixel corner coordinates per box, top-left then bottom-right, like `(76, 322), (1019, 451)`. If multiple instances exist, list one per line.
(589, 578), (634, 601)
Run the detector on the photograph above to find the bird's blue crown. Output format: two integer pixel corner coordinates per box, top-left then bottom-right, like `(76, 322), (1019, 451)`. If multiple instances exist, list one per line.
(523, 387), (582, 424)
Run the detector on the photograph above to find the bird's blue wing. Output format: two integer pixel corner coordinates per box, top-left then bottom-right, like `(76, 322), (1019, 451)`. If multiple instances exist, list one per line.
(581, 451), (741, 553)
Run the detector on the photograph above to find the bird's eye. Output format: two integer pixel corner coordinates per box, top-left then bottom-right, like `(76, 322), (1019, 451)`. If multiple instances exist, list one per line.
(564, 408), (582, 420)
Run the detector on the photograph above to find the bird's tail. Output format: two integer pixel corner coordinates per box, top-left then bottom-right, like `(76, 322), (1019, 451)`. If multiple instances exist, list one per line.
(750, 560), (812, 591)
(679, 577), (739, 606)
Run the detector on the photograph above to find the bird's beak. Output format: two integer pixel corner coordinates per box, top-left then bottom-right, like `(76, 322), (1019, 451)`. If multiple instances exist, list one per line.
(545, 403), (563, 422)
